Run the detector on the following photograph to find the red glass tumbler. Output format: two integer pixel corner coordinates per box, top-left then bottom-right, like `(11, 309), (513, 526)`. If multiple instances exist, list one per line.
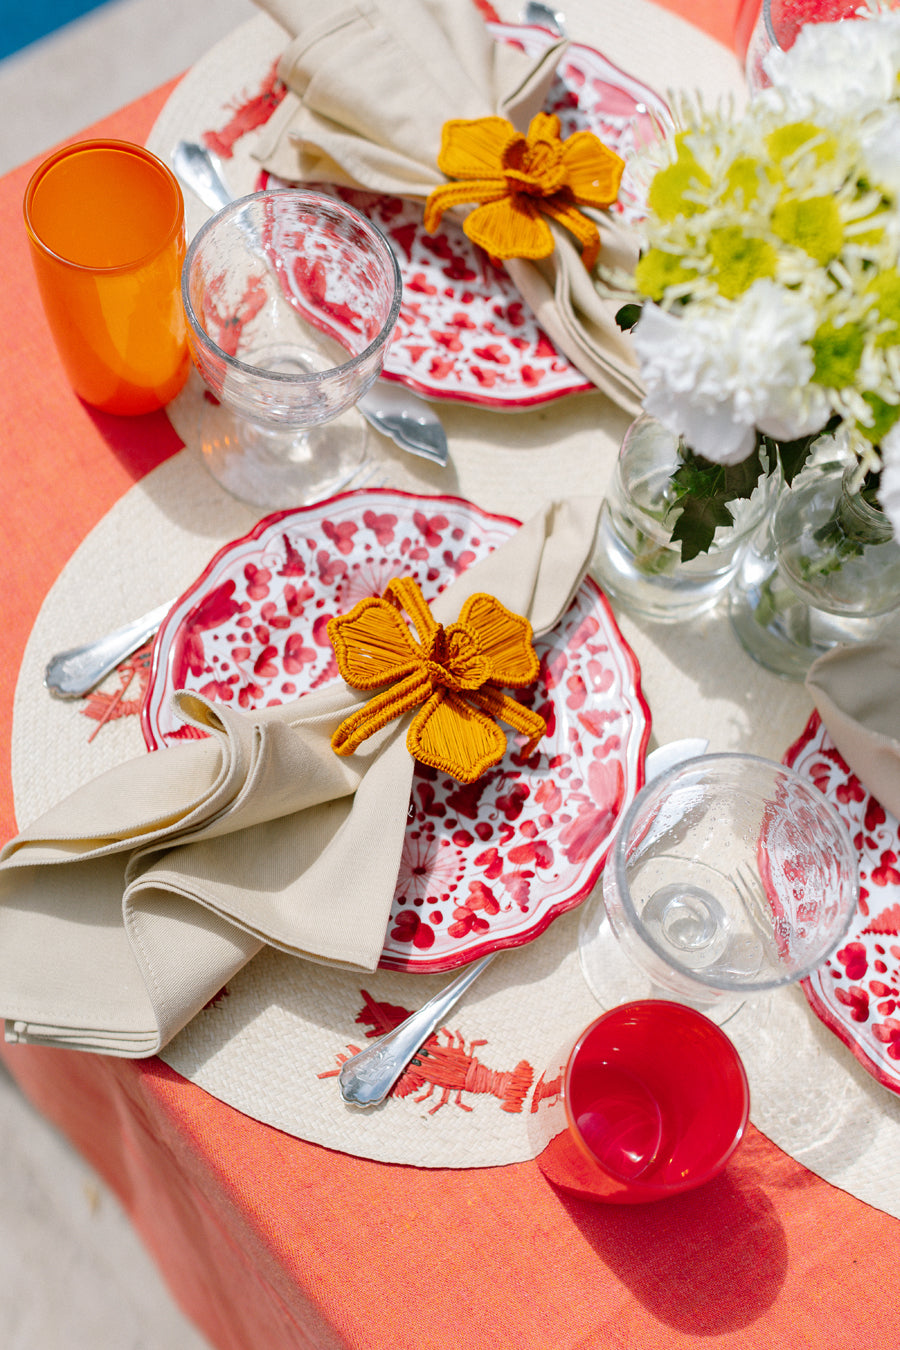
(530, 1000), (750, 1204)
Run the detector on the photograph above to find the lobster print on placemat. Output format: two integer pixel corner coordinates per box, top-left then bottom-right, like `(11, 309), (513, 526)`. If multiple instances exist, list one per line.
(320, 990), (534, 1114)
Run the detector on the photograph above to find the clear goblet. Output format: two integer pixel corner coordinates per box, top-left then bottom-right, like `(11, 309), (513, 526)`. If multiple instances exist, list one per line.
(579, 752), (859, 1023)
(182, 188), (402, 508)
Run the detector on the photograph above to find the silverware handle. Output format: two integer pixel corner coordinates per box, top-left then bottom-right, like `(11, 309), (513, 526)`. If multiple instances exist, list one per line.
(356, 394), (448, 465)
(44, 601), (172, 699)
(173, 141), (233, 213)
(338, 953), (496, 1108)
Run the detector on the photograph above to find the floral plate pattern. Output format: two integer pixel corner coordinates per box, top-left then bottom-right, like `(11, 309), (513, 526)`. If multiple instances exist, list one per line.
(142, 489), (650, 972)
(204, 21), (669, 408)
(788, 712), (900, 1094)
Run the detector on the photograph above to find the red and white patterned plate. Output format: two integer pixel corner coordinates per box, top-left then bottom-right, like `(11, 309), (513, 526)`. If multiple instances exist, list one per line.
(788, 713), (900, 1094)
(142, 489), (650, 972)
(202, 21), (669, 408)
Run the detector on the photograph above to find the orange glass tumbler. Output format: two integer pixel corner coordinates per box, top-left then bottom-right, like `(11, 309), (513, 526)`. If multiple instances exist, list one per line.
(24, 139), (189, 415)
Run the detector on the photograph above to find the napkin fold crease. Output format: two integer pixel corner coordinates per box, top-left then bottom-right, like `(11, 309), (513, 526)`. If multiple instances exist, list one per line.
(806, 640), (900, 820)
(0, 497), (601, 1057)
(251, 0), (644, 412)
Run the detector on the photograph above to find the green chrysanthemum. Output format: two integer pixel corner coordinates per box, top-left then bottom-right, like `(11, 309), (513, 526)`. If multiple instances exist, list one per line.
(851, 216), (888, 249)
(723, 155), (773, 207)
(707, 226), (777, 299)
(810, 321), (865, 386)
(634, 247), (699, 300)
(867, 268), (900, 344)
(771, 195), (844, 264)
(766, 121), (837, 166)
(857, 390), (900, 443)
(646, 134), (711, 221)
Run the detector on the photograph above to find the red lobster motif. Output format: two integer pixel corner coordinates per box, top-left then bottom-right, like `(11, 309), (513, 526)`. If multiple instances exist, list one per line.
(202, 62), (288, 161)
(80, 643), (153, 741)
(530, 1069), (564, 1111)
(320, 989), (534, 1114)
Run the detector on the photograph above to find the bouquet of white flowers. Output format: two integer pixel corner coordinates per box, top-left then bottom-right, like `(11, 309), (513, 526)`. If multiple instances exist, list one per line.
(610, 2), (900, 559)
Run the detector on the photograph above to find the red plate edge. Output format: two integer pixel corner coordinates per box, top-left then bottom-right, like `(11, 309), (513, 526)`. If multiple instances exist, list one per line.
(380, 574), (651, 973)
(141, 486), (527, 752)
(800, 973), (900, 1095)
(787, 709), (900, 1096)
(199, 18), (665, 412)
(140, 486), (652, 972)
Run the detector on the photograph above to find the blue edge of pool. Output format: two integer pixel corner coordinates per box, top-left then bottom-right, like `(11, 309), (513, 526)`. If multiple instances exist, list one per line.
(0, 0), (112, 63)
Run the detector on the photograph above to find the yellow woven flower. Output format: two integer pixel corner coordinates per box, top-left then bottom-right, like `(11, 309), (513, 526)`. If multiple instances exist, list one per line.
(328, 576), (546, 783)
(423, 111), (624, 271)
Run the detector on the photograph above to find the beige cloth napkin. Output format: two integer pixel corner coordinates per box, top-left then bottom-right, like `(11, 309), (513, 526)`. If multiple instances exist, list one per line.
(806, 640), (900, 818)
(251, 0), (644, 413)
(0, 498), (601, 1057)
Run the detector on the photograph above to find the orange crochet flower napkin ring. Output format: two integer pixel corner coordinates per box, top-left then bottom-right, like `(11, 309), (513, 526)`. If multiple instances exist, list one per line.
(423, 111), (625, 270)
(328, 576), (546, 783)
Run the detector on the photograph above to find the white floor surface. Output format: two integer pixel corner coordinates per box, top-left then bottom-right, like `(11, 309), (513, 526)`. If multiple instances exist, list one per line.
(0, 0), (255, 174)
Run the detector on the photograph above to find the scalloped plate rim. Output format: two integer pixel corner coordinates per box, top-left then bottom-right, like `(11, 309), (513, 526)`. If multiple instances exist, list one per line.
(787, 710), (900, 1096)
(800, 973), (900, 1094)
(381, 572), (649, 973)
(141, 487), (651, 973)
(141, 485), (527, 750)
(199, 18), (666, 410)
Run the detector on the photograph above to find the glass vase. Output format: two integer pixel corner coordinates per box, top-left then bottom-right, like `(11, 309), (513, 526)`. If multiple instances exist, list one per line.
(744, 0), (874, 93)
(593, 414), (773, 623)
(729, 464), (900, 680)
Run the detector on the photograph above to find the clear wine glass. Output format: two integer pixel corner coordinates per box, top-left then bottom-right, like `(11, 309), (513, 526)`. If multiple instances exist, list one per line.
(182, 188), (402, 508)
(579, 752), (859, 1023)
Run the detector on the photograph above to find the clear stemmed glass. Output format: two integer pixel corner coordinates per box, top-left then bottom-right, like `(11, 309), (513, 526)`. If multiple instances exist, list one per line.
(579, 752), (859, 1023)
(182, 188), (402, 508)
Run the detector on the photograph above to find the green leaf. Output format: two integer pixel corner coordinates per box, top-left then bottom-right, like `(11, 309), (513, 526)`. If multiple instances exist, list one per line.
(764, 415), (841, 486)
(669, 493), (735, 560)
(669, 445), (767, 561)
(615, 303), (643, 332)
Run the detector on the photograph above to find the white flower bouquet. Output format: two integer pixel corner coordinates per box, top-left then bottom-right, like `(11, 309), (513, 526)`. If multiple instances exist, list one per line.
(609, 2), (900, 559)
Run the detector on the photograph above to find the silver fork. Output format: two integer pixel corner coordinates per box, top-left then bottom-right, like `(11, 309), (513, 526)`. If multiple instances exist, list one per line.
(719, 864), (770, 978)
(45, 464), (388, 699)
(338, 955), (496, 1108)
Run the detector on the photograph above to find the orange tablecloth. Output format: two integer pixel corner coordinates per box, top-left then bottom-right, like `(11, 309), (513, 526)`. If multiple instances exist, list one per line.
(4, 6), (899, 1348)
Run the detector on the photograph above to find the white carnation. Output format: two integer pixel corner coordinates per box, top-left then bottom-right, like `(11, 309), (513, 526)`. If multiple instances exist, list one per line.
(859, 106), (900, 196)
(878, 421), (900, 542)
(632, 282), (831, 464)
(762, 14), (900, 118)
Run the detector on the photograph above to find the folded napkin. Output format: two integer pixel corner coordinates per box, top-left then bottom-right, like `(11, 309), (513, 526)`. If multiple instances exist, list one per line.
(251, 0), (644, 413)
(0, 498), (601, 1057)
(806, 640), (900, 819)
